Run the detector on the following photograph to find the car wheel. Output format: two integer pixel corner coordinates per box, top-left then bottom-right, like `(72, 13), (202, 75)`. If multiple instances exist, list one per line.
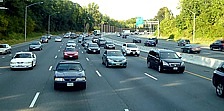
(216, 83), (224, 97)
(158, 65), (163, 73)
(54, 84), (59, 90)
(210, 47), (214, 50)
(123, 52), (127, 56)
(105, 61), (109, 68)
(147, 62), (151, 68)
(187, 49), (190, 53)
(30, 62), (34, 69)
(136, 54), (140, 57)
(182, 49), (184, 53)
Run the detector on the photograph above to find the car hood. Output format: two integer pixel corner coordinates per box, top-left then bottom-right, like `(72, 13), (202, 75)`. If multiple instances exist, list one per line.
(162, 59), (183, 63)
(11, 58), (33, 62)
(0, 48), (7, 51)
(108, 56), (126, 60)
(30, 45), (41, 47)
(55, 70), (85, 77)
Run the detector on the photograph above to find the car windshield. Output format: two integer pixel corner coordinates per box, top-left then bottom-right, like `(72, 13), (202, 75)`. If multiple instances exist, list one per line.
(56, 37), (61, 39)
(89, 44), (98, 47)
(107, 51), (123, 56)
(68, 41), (75, 43)
(30, 42), (40, 45)
(127, 44), (137, 48)
(41, 37), (47, 39)
(160, 52), (179, 59)
(65, 48), (76, 51)
(0, 45), (6, 48)
(56, 63), (82, 71)
(106, 41), (113, 44)
(14, 53), (32, 58)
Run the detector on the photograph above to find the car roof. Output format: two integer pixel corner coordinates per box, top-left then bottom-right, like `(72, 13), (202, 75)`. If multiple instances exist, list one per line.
(106, 50), (121, 52)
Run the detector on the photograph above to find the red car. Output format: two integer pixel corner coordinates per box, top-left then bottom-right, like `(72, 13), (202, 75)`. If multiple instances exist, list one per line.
(63, 47), (78, 59)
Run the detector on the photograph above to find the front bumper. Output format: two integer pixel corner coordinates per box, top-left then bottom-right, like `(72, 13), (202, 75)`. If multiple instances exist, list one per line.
(54, 81), (86, 89)
(10, 63), (32, 69)
(107, 61), (127, 67)
(162, 65), (185, 73)
(87, 49), (100, 53)
(64, 55), (78, 59)
(126, 50), (140, 55)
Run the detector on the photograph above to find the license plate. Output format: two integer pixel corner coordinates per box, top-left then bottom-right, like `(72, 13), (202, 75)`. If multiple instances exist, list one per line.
(116, 63), (120, 65)
(69, 56), (73, 57)
(93, 50), (96, 52)
(67, 83), (74, 86)
(173, 67), (178, 70)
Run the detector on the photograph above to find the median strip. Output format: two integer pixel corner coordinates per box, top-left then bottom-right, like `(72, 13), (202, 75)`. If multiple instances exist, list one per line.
(29, 92), (40, 108)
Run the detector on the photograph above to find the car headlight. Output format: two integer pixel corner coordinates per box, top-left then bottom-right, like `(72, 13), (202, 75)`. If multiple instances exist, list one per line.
(88, 48), (91, 50)
(10, 62), (16, 64)
(26, 62), (32, 64)
(107, 59), (113, 62)
(76, 77), (86, 81)
(122, 59), (127, 62)
(180, 62), (185, 66)
(162, 61), (169, 66)
(64, 53), (68, 55)
(98, 48), (100, 50)
(54, 78), (65, 81)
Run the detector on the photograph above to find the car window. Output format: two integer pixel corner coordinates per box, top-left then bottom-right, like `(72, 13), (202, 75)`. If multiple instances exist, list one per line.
(160, 52), (179, 59)
(56, 63), (82, 71)
(31, 42), (40, 45)
(127, 44), (137, 48)
(107, 51), (123, 56)
(14, 53), (32, 58)
(65, 48), (76, 51)
(0, 45), (6, 48)
(89, 44), (98, 47)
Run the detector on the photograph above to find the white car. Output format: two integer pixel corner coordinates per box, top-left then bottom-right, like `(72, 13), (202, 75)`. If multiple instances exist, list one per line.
(66, 40), (76, 47)
(55, 36), (62, 42)
(10, 52), (37, 70)
(121, 43), (140, 56)
(0, 44), (11, 54)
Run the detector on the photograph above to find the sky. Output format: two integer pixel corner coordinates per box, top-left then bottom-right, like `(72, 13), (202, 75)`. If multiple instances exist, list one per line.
(71, 0), (180, 20)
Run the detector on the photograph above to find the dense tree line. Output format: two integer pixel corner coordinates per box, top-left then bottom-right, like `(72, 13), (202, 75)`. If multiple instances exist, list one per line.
(0, 0), (125, 40)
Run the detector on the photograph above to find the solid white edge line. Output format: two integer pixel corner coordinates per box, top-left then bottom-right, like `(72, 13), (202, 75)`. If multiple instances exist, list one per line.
(96, 70), (102, 77)
(86, 58), (89, 61)
(55, 55), (57, 59)
(29, 92), (40, 108)
(124, 109), (129, 111)
(144, 73), (158, 81)
(49, 66), (53, 71)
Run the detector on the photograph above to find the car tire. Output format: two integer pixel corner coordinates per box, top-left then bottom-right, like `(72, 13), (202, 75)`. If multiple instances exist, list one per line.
(210, 47), (214, 50)
(158, 65), (163, 73)
(216, 83), (224, 97)
(136, 54), (140, 57)
(54, 84), (59, 90)
(187, 49), (190, 53)
(105, 61), (109, 68)
(123, 52), (127, 56)
(147, 62), (151, 68)
(123, 65), (127, 68)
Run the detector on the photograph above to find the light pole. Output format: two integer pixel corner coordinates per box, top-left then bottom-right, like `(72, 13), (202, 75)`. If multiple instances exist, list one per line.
(25, 2), (43, 42)
(48, 12), (59, 34)
(186, 9), (196, 43)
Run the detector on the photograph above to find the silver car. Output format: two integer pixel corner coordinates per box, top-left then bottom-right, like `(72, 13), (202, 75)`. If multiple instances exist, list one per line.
(29, 41), (42, 51)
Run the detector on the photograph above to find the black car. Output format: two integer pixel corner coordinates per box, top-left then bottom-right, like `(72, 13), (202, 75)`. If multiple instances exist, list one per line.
(86, 43), (100, 54)
(70, 33), (77, 39)
(92, 37), (99, 43)
(133, 38), (141, 43)
(104, 41), (115, 49)
(148, 37), (158, 44)
(212, 62), (224, 97)
(102, 50), (127, 68)
(97, 38), (107, 47)
(210, 40), (224, 51)
(54, 61), (86, 90)
(40, 36), (48, 43)
(177, 39), (190, 46)
(147, 49), (185, 73)
(144, 40), (156, 46)
(181, 44), (201, 53)
(29, 41), (42, 51)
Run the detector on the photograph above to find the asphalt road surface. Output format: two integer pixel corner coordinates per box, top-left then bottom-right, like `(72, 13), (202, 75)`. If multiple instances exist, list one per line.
(0, 36), (223, 111)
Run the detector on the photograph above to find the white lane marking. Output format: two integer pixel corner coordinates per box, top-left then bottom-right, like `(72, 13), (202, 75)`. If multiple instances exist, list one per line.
(79, 47), (80, 49)
(96, 70), (102, 77)
(82, 51), (83, 53)
(29, 92), (40, 108)
(144, 73), (158, 81)
(49, 66), (53, 71)
(60, 46), (62, 48)
(2, 56), (5, 58)
(58, 50), (60, 52)
(124, 109), (129, 111)
(55, 55), (57, 59)
(86, 58), (89, 61)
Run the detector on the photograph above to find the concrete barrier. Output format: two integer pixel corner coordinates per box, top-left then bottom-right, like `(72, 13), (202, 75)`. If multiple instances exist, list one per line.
(103, 35), (223, 69)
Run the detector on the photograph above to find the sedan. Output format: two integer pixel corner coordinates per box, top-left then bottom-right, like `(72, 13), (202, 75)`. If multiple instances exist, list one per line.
(144, 40), (156, 46)
(40, 36), (48, 43)
(55, 36), (62, 42)
(29, 41), (42, 51)
(63, 47), (78, 59)
(10, 52), (36, 70)
(133, 38), (141, 43)
(181, 44), (201, 53)
(102, 50), (127, 68)
(104, 41), (115, 49)
(86, 43), (100, 54)
(54, 61), (86, 90)
(212, 62), (224, 97)
(0, 44), (11, 54)
(210, 39), (224, 51)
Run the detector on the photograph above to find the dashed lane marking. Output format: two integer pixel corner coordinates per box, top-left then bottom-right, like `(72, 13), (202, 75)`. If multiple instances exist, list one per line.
(29, 92), (40, 108)
(144, 73), (158, 81)
(96, 70), (102, 77)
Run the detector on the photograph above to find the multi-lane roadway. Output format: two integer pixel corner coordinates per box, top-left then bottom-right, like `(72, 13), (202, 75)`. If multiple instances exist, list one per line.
(0, 35), (223, 111)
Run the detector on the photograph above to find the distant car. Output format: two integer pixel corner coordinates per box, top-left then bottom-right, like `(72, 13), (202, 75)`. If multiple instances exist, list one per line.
(78, 37), (83, 43)
(117, 33), (121, 37)
(212, 62), (224, 97)
(55, 36), (62, 42)
(133, 38), (141, 43)
(97, 38), (107, 47)
(139, 32), (144, 35)
(104, 41), (115, 49)
(92, 37), (99, 43)
(10, 52), (36, 70)
(147, 49), (185, 73)
(148, 37), (158, 44)
(121, 43), (140, 56)
(102, 50), (127, 68)
(63, 47), (78, 59)
(181, 44), (201, 53)
(177, 39), (190, 46)
(66, 40), (76, 47)
(29, 41), (42, 51)
(86, 43), (100, 54)
(70, 33), (77, 39)
(210, 40), (224, 51)
(144, 40), (156, 46)
(40, 36), (48, 43)
(54, 61), (86, 90)
(122, 35), (128, 39)
(0, 44), (11, 54)
(63, 33), (70, 38)
(46, 34), (53, 39)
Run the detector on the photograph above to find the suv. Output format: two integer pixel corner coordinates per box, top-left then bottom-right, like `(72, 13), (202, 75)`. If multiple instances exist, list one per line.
(146, 49), (185, 73)
(210, 40), (224, 51)
(177, 39), (190, 46)
(54, 61), (86, 90)
(212, 62), (224, 97)
(121, 43), (140, 56)
(0, 44), (11, 54)
(97, 38), (107, 47)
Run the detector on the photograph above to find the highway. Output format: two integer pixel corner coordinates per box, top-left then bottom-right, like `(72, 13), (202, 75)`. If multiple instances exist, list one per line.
(0, 35), (223, 111)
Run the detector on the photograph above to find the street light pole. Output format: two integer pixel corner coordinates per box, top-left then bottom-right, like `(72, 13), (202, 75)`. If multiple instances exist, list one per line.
(48, 15), (50, 34)
(186, 9), (196, 43)
(24, 2), (43, 42)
